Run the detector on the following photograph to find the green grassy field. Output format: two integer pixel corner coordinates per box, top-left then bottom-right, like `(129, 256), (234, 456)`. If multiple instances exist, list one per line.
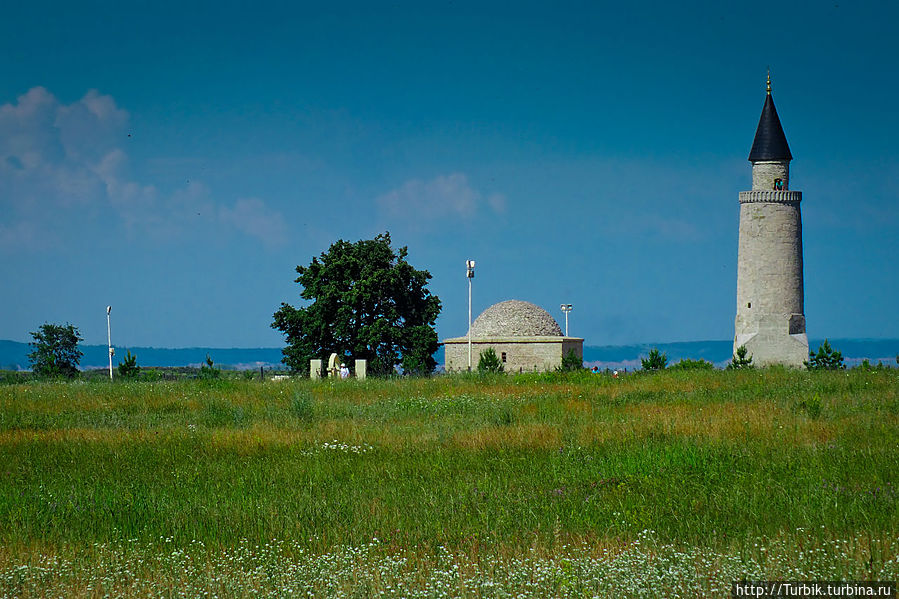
(1, 369), (897, 597)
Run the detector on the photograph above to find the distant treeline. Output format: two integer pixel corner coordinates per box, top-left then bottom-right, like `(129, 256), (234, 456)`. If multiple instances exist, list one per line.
(1, 338), (898, 371)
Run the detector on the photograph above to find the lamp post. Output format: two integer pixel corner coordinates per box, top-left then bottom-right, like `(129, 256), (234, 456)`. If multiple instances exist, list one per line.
(466, 260), (476, 370)
(560, 304), (573, 337)
(106, 305), (114, 381)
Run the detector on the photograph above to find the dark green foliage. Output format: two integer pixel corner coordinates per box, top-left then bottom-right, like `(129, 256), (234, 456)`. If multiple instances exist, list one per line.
(805, 339), (846, 371)
(640, 348), (667, 371)
(199, 354), (220, 379)
(477, 348), (504, 373)
(401, 352), (432, 377)
(28, 323), (83, 378)
(727, 345), (754, 370)
(795, 393), (823, 419)
(0, 371), (26, 385)
(117, 350), (141, 378)
(669, 358), (714, 371)
(855, 359), (887, 371)
(558, 349), (583, 372)
(272, 232), (441, 377)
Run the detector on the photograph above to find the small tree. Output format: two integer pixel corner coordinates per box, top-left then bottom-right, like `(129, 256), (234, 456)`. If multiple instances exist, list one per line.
(641, 348), (667, 371)
(199, 354), (221, 379)
(727, 345), (754, 370)
(670, 358), (714, 371)
(28, 323), (83, 378)
(854, 358), (884, 371)
(117, 350), (141, 378)
(477, 348), (504, 373)
(804, 339), (845, 371)
(558, 349), (583, 372)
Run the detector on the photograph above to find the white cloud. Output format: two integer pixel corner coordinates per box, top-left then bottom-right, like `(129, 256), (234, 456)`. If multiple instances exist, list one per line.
(376, 173), (505, 226)
(220, 198), (288, 248)
(55, 89), (129, 163)
(0, 86), (286, 250)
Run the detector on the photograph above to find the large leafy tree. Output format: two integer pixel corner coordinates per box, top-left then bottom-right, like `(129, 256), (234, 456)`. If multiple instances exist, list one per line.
(272, 233), (441, 376)
(28, 323), (83, 378)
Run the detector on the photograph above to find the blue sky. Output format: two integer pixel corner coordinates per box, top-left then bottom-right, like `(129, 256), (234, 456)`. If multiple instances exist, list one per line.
(2, 1), (897, 349)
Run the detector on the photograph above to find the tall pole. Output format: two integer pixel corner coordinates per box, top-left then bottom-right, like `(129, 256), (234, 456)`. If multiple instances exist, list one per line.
(466, 260), (475, 371)
(560, 304), (572, 337)
(106, 305), (113, 381)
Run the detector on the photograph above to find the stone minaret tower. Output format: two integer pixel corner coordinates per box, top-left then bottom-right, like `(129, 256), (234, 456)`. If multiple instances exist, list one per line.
(734, 75), (808, 366)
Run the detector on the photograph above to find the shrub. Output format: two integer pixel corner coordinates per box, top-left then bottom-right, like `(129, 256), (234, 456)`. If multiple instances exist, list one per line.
(199, 354), (221, 379)
(0, 371), (26, 384)
(795, 393), (823, 419)
(854, 359), (888, 371)
(401, 354), (432, 377)
(477, 348), (504, 374)
(727, 345), (754, 370)
(558, 349), (583, 372)
(117, 350), (141, 378)
(669, 358), (714, 371)
(805, 339), (845, 371)
(640, 348), (667, 371)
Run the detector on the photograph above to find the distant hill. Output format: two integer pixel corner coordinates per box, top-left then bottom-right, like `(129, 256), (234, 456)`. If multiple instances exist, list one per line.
(583, 339), (899, 370)
(0, 341), (284, 371)
(2, 338), (897, 371)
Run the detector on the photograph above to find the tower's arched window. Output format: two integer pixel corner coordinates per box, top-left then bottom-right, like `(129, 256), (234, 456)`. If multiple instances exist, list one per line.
(774, 178), (783, 190)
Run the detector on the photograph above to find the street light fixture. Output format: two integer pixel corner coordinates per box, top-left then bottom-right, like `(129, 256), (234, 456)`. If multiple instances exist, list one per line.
(466, 260), (476, 371)
(106, 305), (114, 381)
(560, 304), (573, 337)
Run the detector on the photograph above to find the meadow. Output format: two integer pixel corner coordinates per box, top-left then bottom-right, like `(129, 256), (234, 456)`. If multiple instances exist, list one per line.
(0, 368), (897, 597)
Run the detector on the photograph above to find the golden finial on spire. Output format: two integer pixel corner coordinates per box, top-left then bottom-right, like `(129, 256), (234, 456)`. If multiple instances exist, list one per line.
(766, 69), (771, 95)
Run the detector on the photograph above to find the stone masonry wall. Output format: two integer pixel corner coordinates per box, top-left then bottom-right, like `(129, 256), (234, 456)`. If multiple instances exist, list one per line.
(444, 338), (583, 373)
(734, 184), (807, 366)
(752, 160), (790, 190)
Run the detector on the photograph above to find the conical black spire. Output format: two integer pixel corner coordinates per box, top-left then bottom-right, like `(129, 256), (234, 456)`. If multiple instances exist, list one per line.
(748, 88), (792, 162)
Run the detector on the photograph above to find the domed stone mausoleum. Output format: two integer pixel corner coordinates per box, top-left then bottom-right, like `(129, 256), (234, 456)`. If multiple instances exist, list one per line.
(443, 300), (584, 373)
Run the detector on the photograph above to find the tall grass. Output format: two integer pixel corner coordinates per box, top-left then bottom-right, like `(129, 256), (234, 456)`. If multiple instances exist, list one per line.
(0, 369), (897, 595)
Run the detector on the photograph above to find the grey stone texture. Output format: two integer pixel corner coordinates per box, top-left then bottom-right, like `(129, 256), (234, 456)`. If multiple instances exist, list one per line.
(444, 337), (583, 373)
(444, 300), (583, 373)
(734, 159), (808, 367)
(469, 300), (564, 337)
(751, 160), (790, 191)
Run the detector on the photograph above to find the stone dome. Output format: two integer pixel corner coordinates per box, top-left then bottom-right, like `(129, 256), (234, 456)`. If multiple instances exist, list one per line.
(469, 300), (563, 337)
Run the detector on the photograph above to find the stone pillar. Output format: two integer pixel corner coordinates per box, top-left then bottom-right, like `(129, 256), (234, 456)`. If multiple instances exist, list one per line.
(355, 359), (367, 380)
(310, 359), (322, 380)
(735, 190), (807, 367)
